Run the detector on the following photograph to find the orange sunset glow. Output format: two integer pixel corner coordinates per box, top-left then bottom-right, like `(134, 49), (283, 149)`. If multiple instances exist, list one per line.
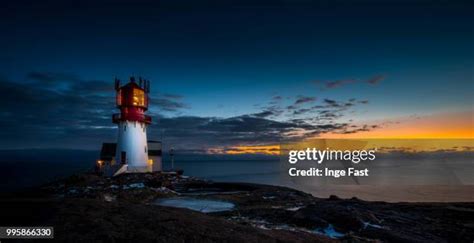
(322, 110), (473, 139)
(209, 110), (473, 155)
(207, 145), (280, 155)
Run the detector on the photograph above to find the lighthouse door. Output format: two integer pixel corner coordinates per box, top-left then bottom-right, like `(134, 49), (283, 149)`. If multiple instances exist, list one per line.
(120, 151), (127, 164)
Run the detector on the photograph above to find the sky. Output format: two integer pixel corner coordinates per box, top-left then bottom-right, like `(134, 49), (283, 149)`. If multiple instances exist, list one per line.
(0, 0), (472, 152)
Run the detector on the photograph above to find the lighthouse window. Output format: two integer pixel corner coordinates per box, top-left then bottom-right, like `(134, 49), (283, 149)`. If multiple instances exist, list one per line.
(145, 146), (147, 152)
(132, 88), (145, 106)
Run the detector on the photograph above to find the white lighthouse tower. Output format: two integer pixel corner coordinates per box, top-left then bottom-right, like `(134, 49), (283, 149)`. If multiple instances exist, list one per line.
(112, 77), (152, 174)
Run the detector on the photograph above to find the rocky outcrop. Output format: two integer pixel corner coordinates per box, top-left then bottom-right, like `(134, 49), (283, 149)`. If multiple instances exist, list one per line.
(0, 172), (472, 242)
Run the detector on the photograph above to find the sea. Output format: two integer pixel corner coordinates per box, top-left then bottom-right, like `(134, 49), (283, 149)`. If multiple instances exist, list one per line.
(0, 149), (473, 202)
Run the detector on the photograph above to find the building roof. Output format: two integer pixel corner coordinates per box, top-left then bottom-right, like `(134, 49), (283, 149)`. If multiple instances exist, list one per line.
(120, 81), (143, 90)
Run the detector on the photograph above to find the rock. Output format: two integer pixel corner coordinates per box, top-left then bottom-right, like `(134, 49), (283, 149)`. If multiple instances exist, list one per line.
(103, 194), (116, 202)
(7, 172), (473, 242)
(123, 183), (145, 190)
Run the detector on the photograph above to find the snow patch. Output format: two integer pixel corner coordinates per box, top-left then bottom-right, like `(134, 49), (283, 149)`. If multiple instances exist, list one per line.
(154, 197), (235, 213)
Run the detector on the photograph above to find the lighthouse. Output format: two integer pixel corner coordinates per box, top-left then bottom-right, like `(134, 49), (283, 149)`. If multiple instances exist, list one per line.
(112, 77), (152, 174)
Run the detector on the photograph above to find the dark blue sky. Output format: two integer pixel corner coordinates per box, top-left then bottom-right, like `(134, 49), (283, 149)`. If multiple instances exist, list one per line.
(0, 0), (472, 150)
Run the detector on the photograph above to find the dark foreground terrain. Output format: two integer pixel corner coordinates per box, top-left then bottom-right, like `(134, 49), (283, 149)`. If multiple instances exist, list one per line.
(1, 172), (473, 242)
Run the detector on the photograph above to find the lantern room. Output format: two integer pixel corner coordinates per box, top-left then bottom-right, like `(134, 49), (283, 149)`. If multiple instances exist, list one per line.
(112, 77), (152, 124)
(115, 77), (149, 109)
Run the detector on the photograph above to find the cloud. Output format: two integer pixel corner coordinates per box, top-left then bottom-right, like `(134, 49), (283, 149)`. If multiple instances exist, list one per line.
(322, 98), (346, 108)
(153, 115), (333, 149)
(313, 74), (386, 89)
(323, 98), (338, 106)
(0, 77), (114, 148)
(159, 114), (354, 149)
(324, 79), (355, 89)
(317, 110), (343, 120)
(284, 97), (369, 118)
(305, 97), (369, 119)
(321, 98), (368, 108)
(251, 110), (275, 118)
(335, 124), (379, 134)
(250, 104), (284, 118)
(0, 72), (376, 152)
(251, 109), (282, 118)
(27, 71), (80, 84)
(151, 98), (188, 112)
(163, 93), (183, 99)
(285, 96), (317, 111)
(0, 73), (187, 149)
(366, 75), (386, 85)
(27, 71), (113, 94)
(294, 96), (316, 105)
(293, 108), (310, 115)
(0, 74), (356, 150)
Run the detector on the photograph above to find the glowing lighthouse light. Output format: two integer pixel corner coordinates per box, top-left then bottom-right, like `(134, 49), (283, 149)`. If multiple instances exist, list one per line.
(113, 77), (152, 174)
